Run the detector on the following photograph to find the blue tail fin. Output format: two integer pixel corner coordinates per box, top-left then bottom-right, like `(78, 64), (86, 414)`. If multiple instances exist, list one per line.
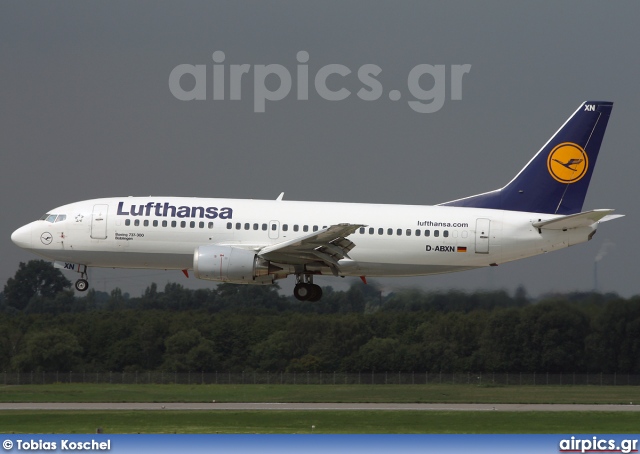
(440, 101), (613, 215)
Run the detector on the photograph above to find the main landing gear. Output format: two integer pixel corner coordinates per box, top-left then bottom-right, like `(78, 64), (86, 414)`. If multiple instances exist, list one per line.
(293, 274), (322, 302)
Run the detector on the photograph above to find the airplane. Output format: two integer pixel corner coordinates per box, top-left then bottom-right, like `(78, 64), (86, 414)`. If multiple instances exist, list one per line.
(11, 101), (622, 302)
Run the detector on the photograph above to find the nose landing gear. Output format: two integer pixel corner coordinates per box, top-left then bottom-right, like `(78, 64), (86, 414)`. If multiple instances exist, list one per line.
(74, 265), (89, 292)
(293, 274), (322, 302)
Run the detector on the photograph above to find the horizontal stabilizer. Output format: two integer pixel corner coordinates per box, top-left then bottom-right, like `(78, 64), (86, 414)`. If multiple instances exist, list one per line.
(532, 209), (620, 230)
(600, 214), (625, 223)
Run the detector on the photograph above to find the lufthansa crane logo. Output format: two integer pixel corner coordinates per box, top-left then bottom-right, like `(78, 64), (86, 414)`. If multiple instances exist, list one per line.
(40, 232), (53, 245)
(547, 142), (588, 184)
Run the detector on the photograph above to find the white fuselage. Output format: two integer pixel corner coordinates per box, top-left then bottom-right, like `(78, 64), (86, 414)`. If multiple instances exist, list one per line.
(11, 196), (594, 280)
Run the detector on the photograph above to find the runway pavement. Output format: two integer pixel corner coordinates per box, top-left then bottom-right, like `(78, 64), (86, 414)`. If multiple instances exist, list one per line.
(1, 402), (640, 411)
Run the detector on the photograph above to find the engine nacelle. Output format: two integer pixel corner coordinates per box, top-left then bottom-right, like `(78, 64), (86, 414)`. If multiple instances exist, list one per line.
(193, 245), (279, 284)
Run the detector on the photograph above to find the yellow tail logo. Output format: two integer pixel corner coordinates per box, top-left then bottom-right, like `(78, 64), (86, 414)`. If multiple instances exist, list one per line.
(547, 142), (588, 183)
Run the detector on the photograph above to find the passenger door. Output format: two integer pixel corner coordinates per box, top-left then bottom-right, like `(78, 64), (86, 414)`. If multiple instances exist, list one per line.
(475, 218), (490, 254)
(91, 204), (109, 239)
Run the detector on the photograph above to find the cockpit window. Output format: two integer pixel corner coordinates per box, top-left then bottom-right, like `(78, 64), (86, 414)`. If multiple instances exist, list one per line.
(40, 214), (60, 223)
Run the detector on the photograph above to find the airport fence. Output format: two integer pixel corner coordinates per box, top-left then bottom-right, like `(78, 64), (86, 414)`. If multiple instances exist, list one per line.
(3, 371), (640, 386)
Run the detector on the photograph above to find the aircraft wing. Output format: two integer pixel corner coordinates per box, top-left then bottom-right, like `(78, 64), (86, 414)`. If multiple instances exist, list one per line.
(258, 223), (364, 273)
(532, 209), (621, 230)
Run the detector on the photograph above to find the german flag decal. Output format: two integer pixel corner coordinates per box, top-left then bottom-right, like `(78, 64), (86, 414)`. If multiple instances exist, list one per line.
(457, 246), (467, 252)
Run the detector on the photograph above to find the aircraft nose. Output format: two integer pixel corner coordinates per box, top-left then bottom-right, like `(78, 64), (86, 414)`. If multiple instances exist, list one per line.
(11, 223), (33, 249)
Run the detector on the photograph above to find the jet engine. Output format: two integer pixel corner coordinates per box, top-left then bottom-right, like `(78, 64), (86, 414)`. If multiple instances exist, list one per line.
(193, 245), (281, 284)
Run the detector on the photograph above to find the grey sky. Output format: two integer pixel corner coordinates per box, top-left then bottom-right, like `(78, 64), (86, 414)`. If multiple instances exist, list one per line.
(2, 1), (638, 297)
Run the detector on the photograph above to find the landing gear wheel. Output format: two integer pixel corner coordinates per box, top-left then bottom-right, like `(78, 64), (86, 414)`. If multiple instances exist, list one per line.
(294, 273), (324, 301)
(294, 283), (312, 301)
(294, 283), (323, 302)
(308, 284), (323, 302)
(75, 279), (89, 292)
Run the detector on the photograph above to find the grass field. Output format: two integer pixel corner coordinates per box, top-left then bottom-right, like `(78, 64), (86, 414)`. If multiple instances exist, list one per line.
(2, 384), (640, 433)
(2, 383), (640, 404)
(1, 410), (640, 434)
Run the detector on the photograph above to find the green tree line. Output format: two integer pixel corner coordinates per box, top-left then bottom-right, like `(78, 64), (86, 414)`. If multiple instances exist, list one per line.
(1, 260), (639, 374)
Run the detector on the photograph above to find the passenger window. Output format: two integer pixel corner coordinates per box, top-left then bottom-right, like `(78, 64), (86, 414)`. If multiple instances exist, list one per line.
(262, 223), (267, 231)
(134, 220), (140, 227)
(209, 222), (214, 229)
(199, 221), (204, 228)
(425, 230), (430, 237)
(369, 227), (374, 235)
(415, 229), (421, 236)
(244, 223), (250, 230)
(387, 228), (393, 235)
(283, 224), (289, 232)
(144, 220), (149, 227)
(235, 223), (241, 230)
(444, 230), (449, 238)
(434, 230), (440, 237)
(378, 228), (383, 235)
(313, 226), (318, 232)
(397, 229), (402, 236)
(271, 223), (277, 231)
(153, 220), (158, 227)
(227, 222), (232, 229)
(125, 219), (131, 226)
(171, 221), (177, 228)
(406, 229), (411, 236)
(181, 221), (186, 228)
(190, 221), (196, 228)
(163, 220), (168, 227)
(253, 223), (258, 230)
(303, 225), (309, 232)
(294, 225), (299, 232)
